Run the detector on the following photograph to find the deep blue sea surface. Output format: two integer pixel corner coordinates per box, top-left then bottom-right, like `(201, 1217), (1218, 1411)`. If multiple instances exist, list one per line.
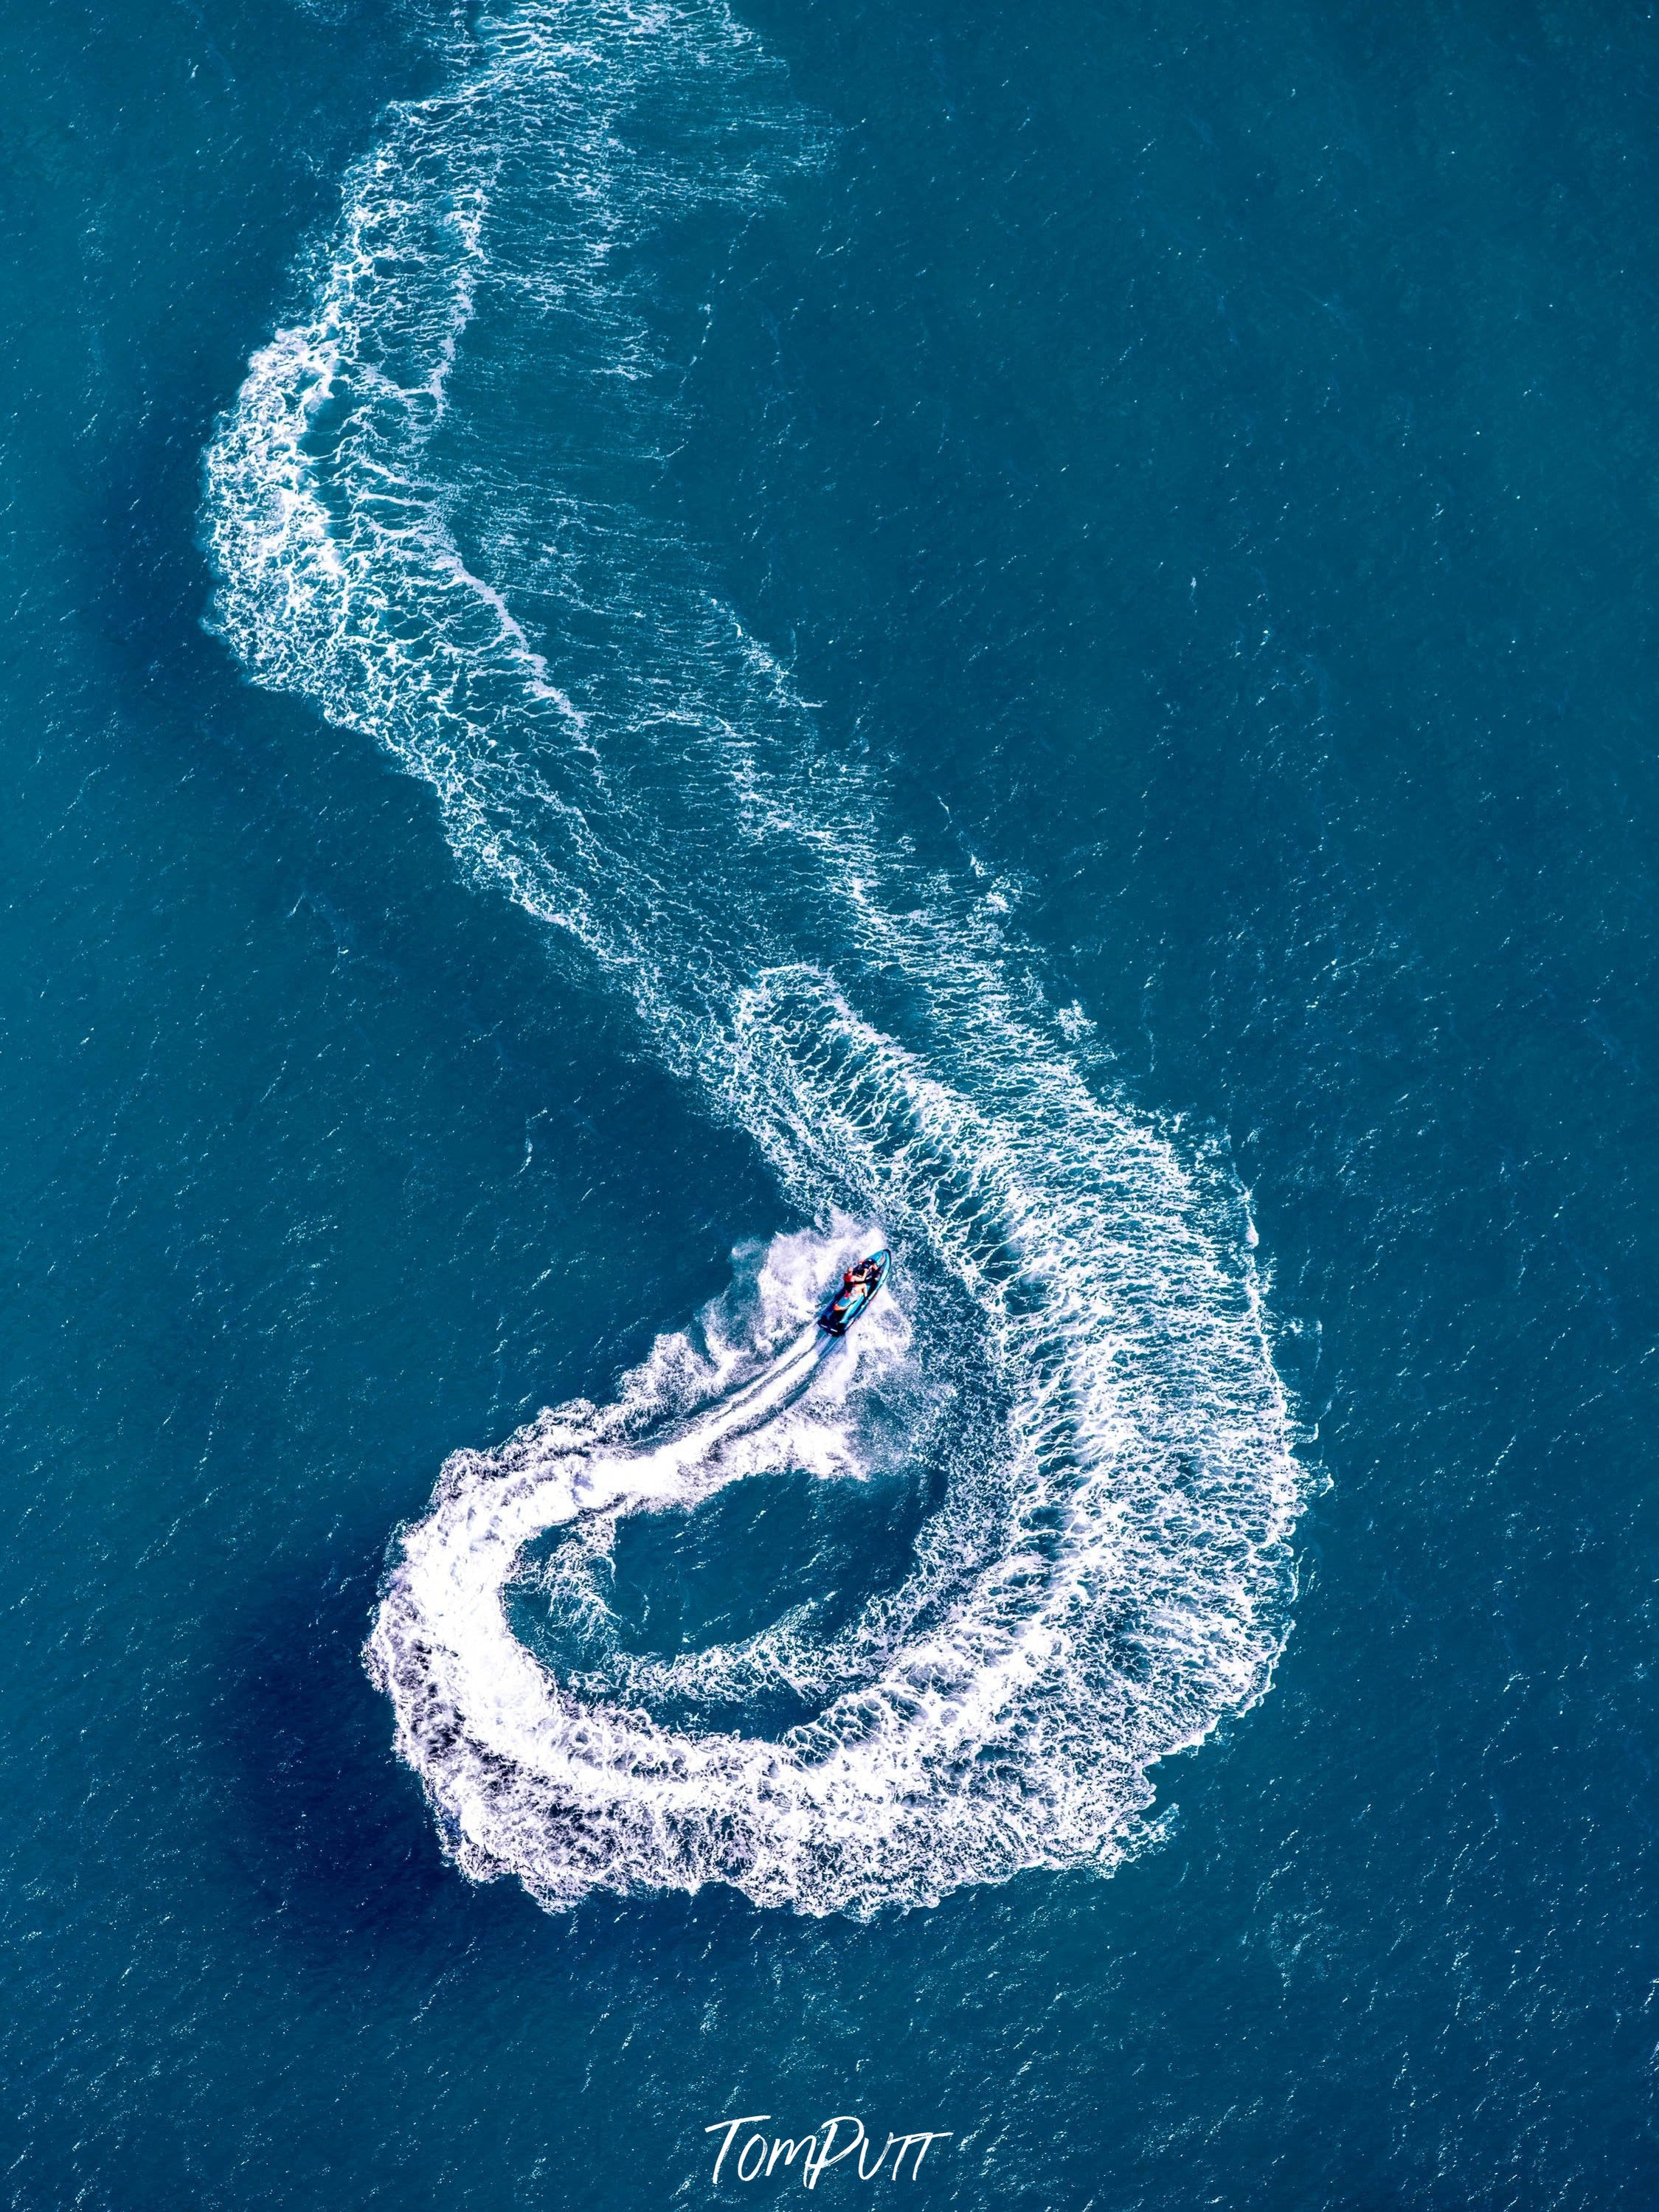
(7, 0), (1659, 2204)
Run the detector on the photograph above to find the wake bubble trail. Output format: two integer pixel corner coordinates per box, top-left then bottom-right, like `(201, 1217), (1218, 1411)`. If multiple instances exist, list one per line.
(201, 0), (1306, 1916)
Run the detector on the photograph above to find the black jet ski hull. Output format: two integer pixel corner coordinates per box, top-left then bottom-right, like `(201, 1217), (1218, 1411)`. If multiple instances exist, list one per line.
(817, 1248), (890, 1336)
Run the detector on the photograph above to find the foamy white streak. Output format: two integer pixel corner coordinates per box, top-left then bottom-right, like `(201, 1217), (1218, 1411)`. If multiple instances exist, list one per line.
(204, 0), (1305, 1916)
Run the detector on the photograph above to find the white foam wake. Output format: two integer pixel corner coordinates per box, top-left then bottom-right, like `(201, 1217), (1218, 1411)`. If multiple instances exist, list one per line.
(202, 0), (1305, 1915)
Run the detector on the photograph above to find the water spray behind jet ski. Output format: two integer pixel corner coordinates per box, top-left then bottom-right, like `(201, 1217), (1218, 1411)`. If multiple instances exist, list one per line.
(559, 1244), (893, 1522)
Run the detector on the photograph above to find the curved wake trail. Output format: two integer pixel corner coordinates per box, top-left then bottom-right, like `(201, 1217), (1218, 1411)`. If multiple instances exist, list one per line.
(202, 0), (1306, 1916)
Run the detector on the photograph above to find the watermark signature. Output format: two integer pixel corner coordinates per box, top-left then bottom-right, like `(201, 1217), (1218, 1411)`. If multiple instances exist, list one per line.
(704, 2115), (952, 2190)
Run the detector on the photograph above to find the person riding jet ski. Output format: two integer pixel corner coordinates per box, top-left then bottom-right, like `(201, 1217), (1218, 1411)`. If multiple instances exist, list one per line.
(817, 1250), (889, 1336)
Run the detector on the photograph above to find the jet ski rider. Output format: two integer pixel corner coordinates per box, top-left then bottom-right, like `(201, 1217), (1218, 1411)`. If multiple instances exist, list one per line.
(820, 1252), (885, 1335)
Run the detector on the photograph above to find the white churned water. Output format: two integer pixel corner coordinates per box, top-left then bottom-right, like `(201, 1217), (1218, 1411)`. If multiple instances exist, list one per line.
(202, 0), (1303, 1916)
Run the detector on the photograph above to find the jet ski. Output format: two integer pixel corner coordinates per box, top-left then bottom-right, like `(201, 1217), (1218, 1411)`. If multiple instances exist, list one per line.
(817, 1248), (890, 1336)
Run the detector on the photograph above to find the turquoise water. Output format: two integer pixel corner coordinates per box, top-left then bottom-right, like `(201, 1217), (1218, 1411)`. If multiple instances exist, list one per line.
(7, 0), (1659, 2202)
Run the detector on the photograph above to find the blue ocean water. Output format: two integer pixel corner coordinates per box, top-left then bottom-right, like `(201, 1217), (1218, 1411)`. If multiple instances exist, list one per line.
(6, 0), (1659, 2202)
